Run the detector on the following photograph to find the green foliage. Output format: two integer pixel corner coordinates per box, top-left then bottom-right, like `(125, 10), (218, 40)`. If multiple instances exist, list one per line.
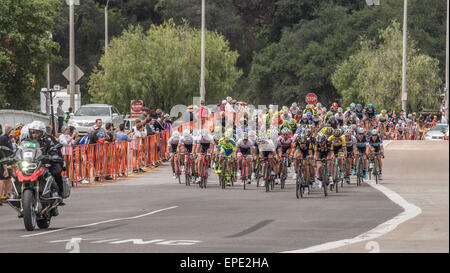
(88, 20), (242, 113)
(332, 21), (442, 112)
(0, 0), (60, 110)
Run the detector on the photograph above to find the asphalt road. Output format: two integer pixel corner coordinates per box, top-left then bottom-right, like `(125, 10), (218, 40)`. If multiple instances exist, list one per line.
(0, 141), (428, 253)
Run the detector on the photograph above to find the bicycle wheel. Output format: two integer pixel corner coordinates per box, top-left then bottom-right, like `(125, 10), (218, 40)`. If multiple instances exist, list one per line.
(374, 160), (378, 184)
(256, 163), (261, 187)
(265, 165), (270, 192)
(322, 165), (328, 197)
(281, 164), (286, 189)
(221, 160), (227, 189)
(334, 161), (339, 193)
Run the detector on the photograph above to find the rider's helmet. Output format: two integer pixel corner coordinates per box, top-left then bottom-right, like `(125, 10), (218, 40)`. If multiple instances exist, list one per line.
(338, 107), (343, 113)
(201, 129), (209, 137)
(356, 104), (362, 110)
(333, 128), (343, 137)
(325, 127), (334, 137)
(350, 105), (355, 110)
(351, 113), (357, 120)
(303, 128), (312, 137)
(371, 129), (378, 136)
(351, 124), (357, 131)
(344, 129), (352, 136)
(299, 134), (308, 144)
(281, 127), (290, 135)
(318, 134), (327, 144)
(357, 128), (365, 135)
(368, 104), (374, 109)
(332, 102), (338, 108)
(172, 131), (181, 140)
(193, 129), (200, 137)
(381, 109), (387, 114)
(327, 111), (333, 117)
(350, 102), (356, 108)
(289, 118), (297, 125)
(316, 102), (322, 108)
(302, 114), (308, 120)
(296, 126), (302, 134)
(182, 129), (191, 138)
(305, 104), (311, 110)
(243, 132), (249, 140)
(28, 121), (46, 140)
(328, 116), (336, 123)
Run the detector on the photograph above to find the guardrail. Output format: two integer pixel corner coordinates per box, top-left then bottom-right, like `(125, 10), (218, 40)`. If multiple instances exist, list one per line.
(0, 110), (55, 128)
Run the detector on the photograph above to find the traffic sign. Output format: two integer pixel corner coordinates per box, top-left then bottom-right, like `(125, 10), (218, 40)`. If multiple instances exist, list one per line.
(62, 64), (84, 83)
(130, 100), (144, 118)
(305, 93), (318, 105)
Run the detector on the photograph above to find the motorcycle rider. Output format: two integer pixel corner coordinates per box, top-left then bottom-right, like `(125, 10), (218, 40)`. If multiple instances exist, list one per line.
(26, 121), (66, 207)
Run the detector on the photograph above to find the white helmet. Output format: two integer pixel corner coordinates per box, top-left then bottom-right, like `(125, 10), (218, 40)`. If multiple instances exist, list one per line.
(172, 131), (181, 140)
(182, 129), (190, 137)
(28, 120), (46, 139)
(201, 129), (209, 137)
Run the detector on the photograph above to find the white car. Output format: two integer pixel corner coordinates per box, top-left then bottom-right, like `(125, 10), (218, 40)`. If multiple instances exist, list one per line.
(424, 123), (448, 141)
(68, 104), (124, 135)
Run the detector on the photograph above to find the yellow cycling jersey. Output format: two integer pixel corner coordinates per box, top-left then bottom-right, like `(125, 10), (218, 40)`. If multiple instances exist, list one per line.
(314, 141), (333, 152)
(328, 135), (346, 149)
(320, 126), (331, 135)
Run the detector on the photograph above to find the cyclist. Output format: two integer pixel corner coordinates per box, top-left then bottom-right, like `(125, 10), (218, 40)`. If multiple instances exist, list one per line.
(328, 116), (339, 130)
(236, 132), (254, 184)
(177, 129), (195, 181)
(248, 130), (259, 180)
(289, 118), (298, 135)
(314, 133), (334, 187)
(257, 133), (276, 186)
(354, 128), (369, 179)
(292, 133), (313, 188)
(395, 121), (405, 140)
(368, 129), (384, 180)
(355, 104), (364, 121)
(168, 131), (181, 179)
(364, 104), (377, 130)
(299, 114), (311, 127)
(275, 127), (293, 185)
(335, 108), (345, 127)
(328, 128), (347, 181)
(344, 129), (357, 183)
(194, 129), (214, 183)
(217, 131), (237, 186)
(377, 109), (389, 136)
(330, 102), (339, 115)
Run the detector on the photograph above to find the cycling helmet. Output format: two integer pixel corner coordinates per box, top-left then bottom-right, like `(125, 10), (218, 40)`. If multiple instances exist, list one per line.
(172, 131), (181, 140)
(408, 114), (412, 118)
(357, 128), (365, 135)
(334, 128), (343, 137)
(327, 111), (333, 116)
(351, 124), (357, 131)
(350, 102), (356, 108)
(304, 128), (312, 137)
(214, 126), (221, 133)
(368, 104), (374, 109)
(351, 113), (357, 120)
(299, 134), (308, 143)
(322, 107), (327, 112)
(328, 116), (336, 123)
(381, 109), (387, 114)
(356, 104), (362, 109)
(193, 129), (200, 137)
(296, 127), (302, 134)
(350, 105), (355, 110)
(302, 114), (308, 119)
(281, 127), (290, 135)
(371, 129), (378, 136)
(316, 102), (322, 108)
(318, 134), (327, 143)
(344, 129), (352, 136)
(183, 129), (191, 137)
(325, 127), (334, 136)
(338, 107), (343, 113)
(201, 129), (209, 137)
(289, 118), (297, 125)
(332, 102), (338, 108)
(243, 132), (249, 139)
(305, 104), (311, 110)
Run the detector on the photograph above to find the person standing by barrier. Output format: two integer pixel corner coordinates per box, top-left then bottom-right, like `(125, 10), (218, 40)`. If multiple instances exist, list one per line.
(0, 124), (13, 203)
(57, 100), (65, 133)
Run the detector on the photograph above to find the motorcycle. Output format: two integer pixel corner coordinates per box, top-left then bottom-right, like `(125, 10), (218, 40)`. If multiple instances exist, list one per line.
(0, 141), (70, 231)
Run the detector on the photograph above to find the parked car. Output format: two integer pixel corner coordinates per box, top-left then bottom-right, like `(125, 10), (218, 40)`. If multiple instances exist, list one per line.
(68, 104), (124, 135)
(423, 123), (448, 141)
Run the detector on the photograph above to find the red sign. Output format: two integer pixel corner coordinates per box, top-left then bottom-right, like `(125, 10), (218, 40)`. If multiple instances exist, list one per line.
(130, 100), (143, 118)
(305, 93), (318, 105)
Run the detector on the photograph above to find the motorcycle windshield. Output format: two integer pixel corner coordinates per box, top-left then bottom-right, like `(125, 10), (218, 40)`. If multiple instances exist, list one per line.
(18, 141), (42, 161)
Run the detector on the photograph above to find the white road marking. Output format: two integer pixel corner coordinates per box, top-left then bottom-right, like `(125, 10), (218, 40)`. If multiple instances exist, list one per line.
(21, 206), (178, 238)
(282, 140), (423, 253)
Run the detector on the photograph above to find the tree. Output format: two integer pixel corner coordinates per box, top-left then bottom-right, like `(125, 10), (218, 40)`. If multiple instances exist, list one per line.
(0, 0), (60, 110)
(332, 21), (442, 112)
(88, 20), (242, 113)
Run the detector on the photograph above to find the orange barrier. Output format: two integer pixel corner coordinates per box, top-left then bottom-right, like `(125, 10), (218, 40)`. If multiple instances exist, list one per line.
(62, 130), (170, 185)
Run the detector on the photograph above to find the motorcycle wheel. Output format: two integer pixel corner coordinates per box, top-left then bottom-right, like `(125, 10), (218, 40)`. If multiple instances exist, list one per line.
(23, 189), (37, 231)
(37, 218), (51, 229)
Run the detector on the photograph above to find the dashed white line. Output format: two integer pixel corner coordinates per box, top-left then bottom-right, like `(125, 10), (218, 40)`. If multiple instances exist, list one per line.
(21, 206), (178, 238)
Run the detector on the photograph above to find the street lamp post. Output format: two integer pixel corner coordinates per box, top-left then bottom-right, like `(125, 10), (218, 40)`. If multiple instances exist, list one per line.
(401, 0), (408, 114)
(200, 0), (206, 102)
(69, 0), (75, 110)
(105, 0), (110, 54)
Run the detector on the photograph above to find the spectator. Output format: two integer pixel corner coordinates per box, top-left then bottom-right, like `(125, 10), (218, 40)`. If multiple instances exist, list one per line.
(198, 99), (208, 120)
(0, 124), (13, 202)
(225, 97), (235, 112)
(59, 125), (78, 146)
(163, 114), (172, 133)
(94, 119), (109, 140)
(78, 126), (98, 145)
(154, 113), (165, 132)
(185, 105), (194, 123)
(13, 123), (24, 140)
(139, 107), (150, 121)
(441, 112), (448, 124)
(57, 100), (65, 133)
(219, 100), (226, 112)
(46, 124), (54, 136)
(116, 124), (131, 142)
(105, 123), (114, 142)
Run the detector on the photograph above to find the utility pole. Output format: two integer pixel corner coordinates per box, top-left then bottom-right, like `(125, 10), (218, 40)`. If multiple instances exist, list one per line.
(200, 0), (206, 102)
(69, 0), (75, 110)
(401, 0), (407, 113)
(445, 0), (449, 122)
(105, 0), (110, 54)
